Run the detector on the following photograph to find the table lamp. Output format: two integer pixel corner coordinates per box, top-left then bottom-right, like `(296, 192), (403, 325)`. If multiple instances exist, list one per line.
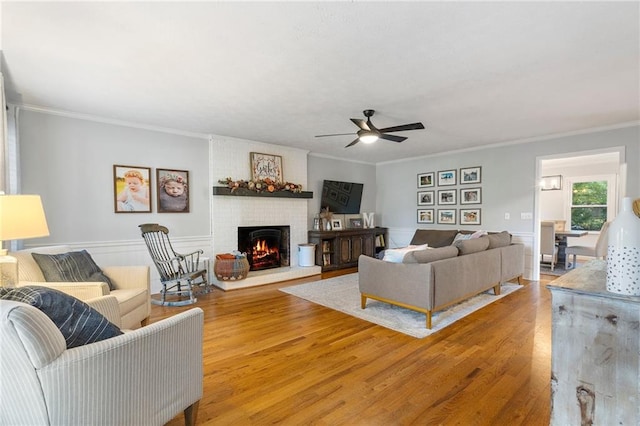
(0, 194), (50, 287)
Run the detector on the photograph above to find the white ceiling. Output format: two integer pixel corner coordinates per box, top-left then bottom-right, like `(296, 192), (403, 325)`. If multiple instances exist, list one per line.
(1, 2), (639, 164)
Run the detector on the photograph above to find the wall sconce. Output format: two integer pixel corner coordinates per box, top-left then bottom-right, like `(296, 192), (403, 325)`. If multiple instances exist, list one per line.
(540, 175), (563, 191)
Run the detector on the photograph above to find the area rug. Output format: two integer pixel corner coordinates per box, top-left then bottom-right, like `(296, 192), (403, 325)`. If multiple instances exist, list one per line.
(280, 274), (522, 338)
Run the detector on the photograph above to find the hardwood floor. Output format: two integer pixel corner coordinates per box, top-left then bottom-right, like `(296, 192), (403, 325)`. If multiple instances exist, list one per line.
(152, 273), (556, 425)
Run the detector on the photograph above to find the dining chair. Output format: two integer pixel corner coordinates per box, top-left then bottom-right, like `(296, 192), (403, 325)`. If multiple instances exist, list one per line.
(565, 221), (610, 270)
(540, 221), (559, 271)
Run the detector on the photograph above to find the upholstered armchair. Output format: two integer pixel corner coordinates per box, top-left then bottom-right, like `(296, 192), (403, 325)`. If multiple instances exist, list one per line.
(10, 245), (150, 329)
(0, 299), (204, 426)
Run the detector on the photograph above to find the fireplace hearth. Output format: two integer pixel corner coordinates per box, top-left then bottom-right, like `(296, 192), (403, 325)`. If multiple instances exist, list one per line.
(238, 226), (290, 271)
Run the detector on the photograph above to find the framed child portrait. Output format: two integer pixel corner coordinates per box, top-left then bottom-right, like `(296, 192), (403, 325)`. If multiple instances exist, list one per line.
(114, 165), (152, 213)
(157, 168), (189, 213)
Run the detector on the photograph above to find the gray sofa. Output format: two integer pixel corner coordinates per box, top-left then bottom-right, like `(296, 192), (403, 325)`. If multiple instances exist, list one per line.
(358, 229), (524, 329)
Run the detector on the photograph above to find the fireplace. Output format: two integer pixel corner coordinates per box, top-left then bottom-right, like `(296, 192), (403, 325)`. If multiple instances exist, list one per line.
(238, 226), (290, 271)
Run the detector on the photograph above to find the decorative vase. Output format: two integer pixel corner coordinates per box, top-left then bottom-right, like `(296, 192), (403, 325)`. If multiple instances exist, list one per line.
(606, 197), (640, 295)
(325, 219), (332, 231)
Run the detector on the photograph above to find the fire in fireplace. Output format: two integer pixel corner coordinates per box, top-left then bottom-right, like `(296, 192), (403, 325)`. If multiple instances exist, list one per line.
(238, 226), (290, 271)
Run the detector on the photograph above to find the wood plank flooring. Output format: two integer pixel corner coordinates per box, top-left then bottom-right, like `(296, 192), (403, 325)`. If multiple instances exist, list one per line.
(151, 273), (555, 425)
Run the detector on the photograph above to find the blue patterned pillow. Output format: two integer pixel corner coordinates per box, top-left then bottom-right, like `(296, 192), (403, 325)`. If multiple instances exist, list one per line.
(31, 250), (115, 291)
(0, 286), (122, 348)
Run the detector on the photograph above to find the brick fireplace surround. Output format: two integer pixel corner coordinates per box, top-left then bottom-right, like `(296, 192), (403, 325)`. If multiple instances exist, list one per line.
(210, 138), (321, 290)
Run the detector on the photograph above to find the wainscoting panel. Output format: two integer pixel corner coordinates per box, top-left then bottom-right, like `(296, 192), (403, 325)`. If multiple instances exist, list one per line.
(25, 236), (214, 295)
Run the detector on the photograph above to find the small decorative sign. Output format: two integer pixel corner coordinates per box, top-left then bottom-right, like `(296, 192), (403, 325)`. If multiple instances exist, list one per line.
(250, 152), (283, 183)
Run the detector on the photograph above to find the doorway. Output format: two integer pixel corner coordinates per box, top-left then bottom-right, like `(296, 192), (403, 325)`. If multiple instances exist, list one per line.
(534, 148), (624, 280)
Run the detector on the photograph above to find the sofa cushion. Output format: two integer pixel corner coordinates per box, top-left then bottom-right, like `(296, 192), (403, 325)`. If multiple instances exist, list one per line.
(410, 229), (459, 248)
(487, 231), (512, 249)
(382, 244), (430, 263)
(455, 236), (490, 255)
(487, 231), (511, 249)
(31, 250), (115, 291)
(408, 246), (459, 264)
(0, 286), (122, 348)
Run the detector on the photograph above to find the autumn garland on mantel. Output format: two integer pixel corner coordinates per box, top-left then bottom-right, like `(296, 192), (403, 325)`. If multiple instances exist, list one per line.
(218, 177), (303, 194)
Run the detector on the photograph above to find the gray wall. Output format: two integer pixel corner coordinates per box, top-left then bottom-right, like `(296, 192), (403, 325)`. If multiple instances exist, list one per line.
(376, 125), (639, 236)
(18, 109), (211, 245)
(307, 155), (377, 221)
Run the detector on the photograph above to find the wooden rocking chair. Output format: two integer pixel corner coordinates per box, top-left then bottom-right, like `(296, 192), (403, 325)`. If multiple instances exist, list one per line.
(139, 223), (210, 306)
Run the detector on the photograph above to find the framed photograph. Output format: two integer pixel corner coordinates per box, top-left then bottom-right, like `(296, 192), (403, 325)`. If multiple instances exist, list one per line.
(437, 169), (457, 186)
(417, 190), (435, 206)
(438, 189), (456, 205)
(113, 165), (151, 213)
(331, 218), (343, 230)
(460, 187), (482, 205)
(460, 166), (481, 184)
(349, 218), (363, 229)
(417, 172), (435, 188)
(417, 209), (434, 224)
(250, 152), (283, 183)
(437, 209), (457, 225)
(157, 168), (189, 213)
(460, 208), (482, 225)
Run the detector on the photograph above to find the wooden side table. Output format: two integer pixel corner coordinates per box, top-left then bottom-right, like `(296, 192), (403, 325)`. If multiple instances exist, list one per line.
(546, 260), (640, 425)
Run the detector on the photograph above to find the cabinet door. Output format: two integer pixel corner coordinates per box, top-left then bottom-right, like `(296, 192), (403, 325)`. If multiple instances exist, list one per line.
(338, 237), (352, 264)
(351, 235), (363, 259)
(362, 234), (375, 257)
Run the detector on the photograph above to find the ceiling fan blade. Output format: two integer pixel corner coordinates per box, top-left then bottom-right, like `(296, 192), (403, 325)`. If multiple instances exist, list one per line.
(380, 133), (407, 143)
(315, 133), (355, 138)
(350, 118), (370, 131)
(345, 138), (360, 148)
(378, 122), (425, 133)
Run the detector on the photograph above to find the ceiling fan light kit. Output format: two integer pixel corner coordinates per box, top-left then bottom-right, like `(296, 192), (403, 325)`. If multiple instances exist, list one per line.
(358, 130), (379, 144)
(316, 109), (425, 148)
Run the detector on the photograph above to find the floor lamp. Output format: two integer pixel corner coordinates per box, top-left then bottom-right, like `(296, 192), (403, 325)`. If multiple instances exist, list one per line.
(0, 194), (50, 287)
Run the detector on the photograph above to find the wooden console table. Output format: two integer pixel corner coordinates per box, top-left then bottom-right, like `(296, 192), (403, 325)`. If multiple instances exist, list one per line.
(546, 260), (640, 425)
(308, 228), (388, 272)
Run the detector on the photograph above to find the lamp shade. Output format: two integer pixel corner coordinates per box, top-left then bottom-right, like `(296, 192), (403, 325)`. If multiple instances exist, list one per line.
(0, 195), (50, 241)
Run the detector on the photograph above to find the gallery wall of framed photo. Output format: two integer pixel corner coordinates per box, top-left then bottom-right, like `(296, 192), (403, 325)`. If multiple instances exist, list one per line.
(417, 166), (482, 225)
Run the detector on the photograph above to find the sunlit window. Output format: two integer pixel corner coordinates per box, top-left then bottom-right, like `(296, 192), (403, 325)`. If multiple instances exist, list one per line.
(567, 175), (615, 231)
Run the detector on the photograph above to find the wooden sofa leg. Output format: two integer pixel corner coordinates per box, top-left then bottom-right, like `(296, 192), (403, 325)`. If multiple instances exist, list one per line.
(141, 316), (150, 327)
(517, 275), (524, 285)
(184, 400), (199, 426)
(361, 294), (367, 309)
(493, 283), (501, 295)
(426, 311), (432, 329)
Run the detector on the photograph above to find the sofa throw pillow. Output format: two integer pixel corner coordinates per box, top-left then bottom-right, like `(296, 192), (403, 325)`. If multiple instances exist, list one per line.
(452, 232), (473, 244)
(455, 236), (490, 255)
(382, 244), (429, 263)
(31, 250), (115, 290)
(487, 231), (512, 249)
(0, 286), (122, 348)
(408, 246), (459, 264)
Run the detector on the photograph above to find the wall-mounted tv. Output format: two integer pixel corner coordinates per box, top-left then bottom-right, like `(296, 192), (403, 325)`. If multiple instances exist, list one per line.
(320, 179), (364, 214)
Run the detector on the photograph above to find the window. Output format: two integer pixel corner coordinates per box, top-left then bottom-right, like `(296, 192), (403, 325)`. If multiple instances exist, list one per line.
(566, 175), (616, 231)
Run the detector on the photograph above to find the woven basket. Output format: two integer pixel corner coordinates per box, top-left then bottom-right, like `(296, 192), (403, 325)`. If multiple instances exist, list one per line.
(214, 255), (250, 281)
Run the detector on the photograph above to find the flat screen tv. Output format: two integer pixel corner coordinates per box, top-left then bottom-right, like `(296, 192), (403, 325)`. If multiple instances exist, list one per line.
(320, 180), (364, 214)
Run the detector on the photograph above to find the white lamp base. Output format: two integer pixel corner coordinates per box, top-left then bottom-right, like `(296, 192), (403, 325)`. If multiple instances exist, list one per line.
(0, 249), (18, 288)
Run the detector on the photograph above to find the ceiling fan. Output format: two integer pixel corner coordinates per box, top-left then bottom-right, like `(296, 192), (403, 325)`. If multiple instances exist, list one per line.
(315, 109), (425, 148)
